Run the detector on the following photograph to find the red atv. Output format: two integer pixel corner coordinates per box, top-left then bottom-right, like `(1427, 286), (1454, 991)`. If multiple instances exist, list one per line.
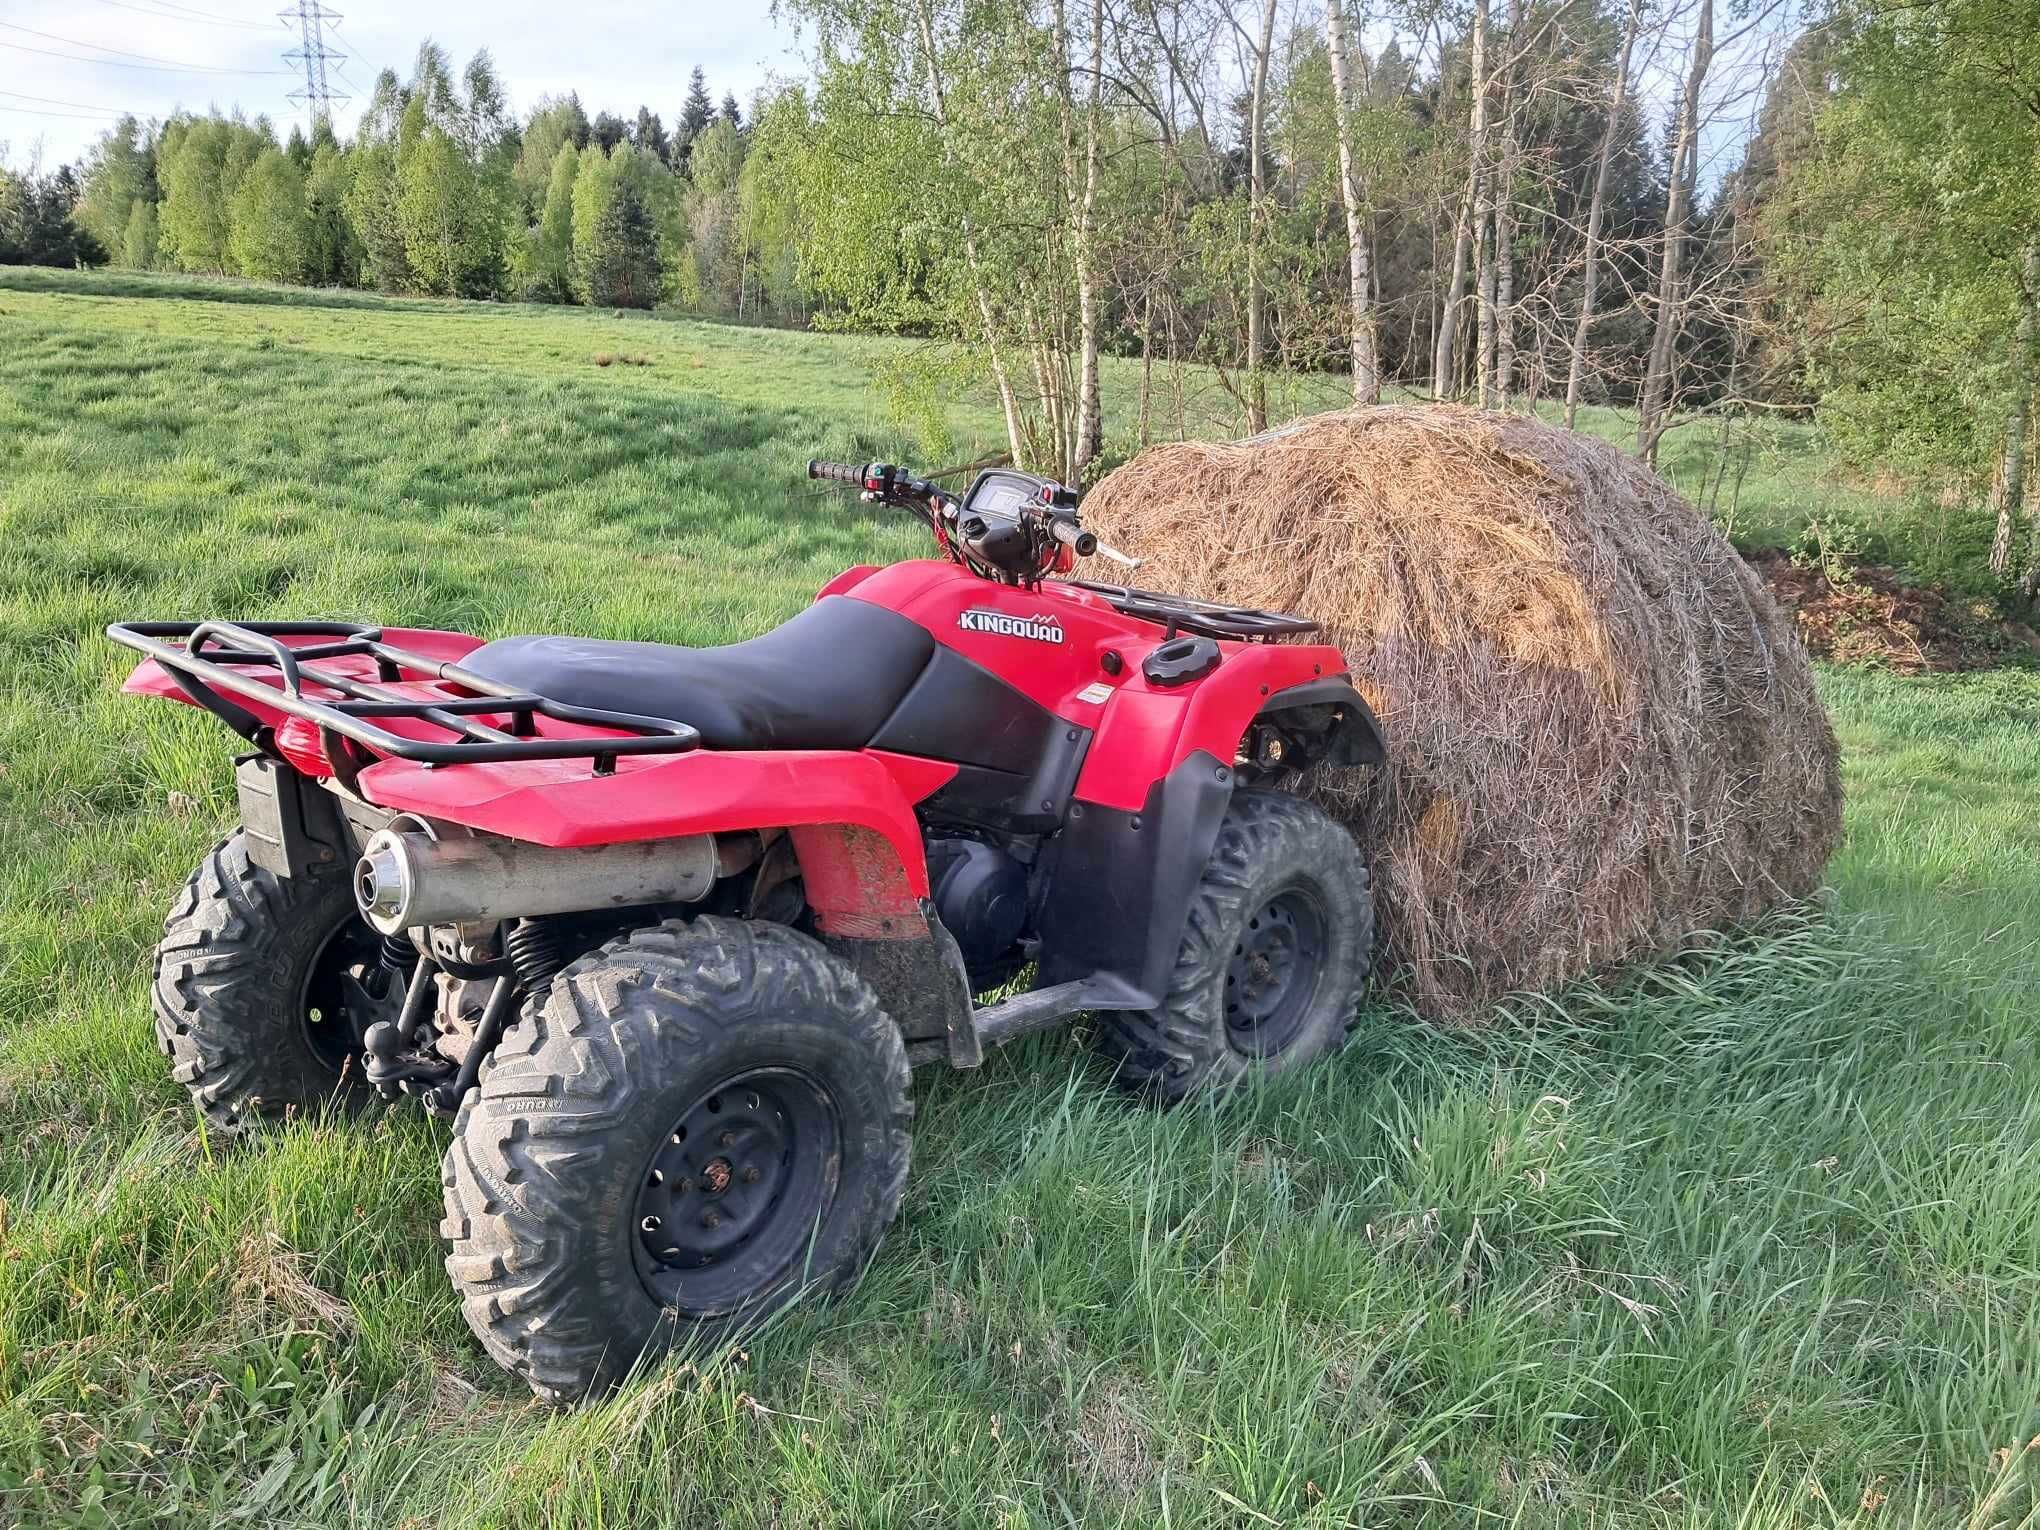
(112, 459), (1385, 1402)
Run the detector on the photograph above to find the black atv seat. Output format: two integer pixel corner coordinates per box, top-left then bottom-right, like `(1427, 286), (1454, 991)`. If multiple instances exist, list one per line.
(461, 596), (937, 753)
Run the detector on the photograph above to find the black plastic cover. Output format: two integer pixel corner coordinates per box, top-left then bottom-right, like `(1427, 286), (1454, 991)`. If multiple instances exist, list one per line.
(871, 646), (1091, 832)
(1034, 750), (1234, 1001)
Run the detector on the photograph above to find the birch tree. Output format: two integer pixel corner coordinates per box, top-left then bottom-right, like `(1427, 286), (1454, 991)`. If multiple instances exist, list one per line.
(1324, 0), (1381, 402)
(1433, 0), (1490, 398)
(1565, 0), (1644, 426)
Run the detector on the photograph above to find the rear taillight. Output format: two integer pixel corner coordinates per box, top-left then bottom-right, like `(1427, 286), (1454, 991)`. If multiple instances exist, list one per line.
(274, 715), (335, 778)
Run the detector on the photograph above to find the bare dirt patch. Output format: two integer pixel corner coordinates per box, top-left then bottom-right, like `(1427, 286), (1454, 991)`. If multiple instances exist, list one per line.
(1745, 549), (2040, 673)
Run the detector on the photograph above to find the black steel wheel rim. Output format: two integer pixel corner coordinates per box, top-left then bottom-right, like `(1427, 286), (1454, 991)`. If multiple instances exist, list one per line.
(300, 918), (400, 1077)
(632, 1067), (841, 1315)
(1223, 886), (1328, 1058)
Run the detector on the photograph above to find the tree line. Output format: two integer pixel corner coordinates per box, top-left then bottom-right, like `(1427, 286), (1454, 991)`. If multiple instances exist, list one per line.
(6, 0), (2037, 601)
(40, 48), (797, 320)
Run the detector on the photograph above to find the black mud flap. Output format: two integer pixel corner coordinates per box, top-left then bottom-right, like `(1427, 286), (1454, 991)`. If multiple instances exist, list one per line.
(820, 904), (976, 1064)
(235, 754), (346, 879)
(1034, 750), (1235, 1002)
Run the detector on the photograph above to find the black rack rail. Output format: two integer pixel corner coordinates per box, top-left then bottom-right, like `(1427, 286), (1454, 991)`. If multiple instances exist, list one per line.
(107, 620), (700, 783)
(1065, 580), (1320, 641)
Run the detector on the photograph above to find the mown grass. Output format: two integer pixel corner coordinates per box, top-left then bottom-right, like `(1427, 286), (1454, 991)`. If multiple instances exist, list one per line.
(1, 272), (2036, 1528)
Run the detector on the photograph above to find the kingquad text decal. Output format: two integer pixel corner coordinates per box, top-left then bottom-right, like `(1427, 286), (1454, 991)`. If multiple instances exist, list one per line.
(958, 608), (1065, 643)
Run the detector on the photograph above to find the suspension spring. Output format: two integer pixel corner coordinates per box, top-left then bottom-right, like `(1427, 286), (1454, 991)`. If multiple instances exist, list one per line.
(504, 917), (567, 1001)
(380, 931), (418, 977)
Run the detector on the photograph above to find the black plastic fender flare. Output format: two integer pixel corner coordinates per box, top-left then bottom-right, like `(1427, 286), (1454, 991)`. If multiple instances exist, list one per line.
(1260, 676), (1389, 768)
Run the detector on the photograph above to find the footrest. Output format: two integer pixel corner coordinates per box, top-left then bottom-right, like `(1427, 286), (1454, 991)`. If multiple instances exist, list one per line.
(967, 975), (1153, 1058)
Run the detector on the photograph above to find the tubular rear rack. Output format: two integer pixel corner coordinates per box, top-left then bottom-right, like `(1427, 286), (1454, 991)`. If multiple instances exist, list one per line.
(1065, 580), (1320, 641)
(107, 620), (700, 781)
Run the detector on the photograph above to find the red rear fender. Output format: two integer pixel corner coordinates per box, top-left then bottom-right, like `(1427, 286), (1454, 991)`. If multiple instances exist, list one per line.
(355, 746), (954, 922)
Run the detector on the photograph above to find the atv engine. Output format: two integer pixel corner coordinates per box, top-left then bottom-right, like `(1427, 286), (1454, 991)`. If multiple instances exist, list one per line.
(926, 835), (1028, 990)
(429, 970), (497, 1066)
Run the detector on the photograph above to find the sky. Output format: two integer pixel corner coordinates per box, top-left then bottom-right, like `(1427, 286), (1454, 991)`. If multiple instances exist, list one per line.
(1, 0), (1777, 191)
(0, 0), (802, 167)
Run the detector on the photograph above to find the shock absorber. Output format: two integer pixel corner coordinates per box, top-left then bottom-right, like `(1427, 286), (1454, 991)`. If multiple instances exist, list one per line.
(379, 931), (417, 982)
(504, 917), (567, 1001)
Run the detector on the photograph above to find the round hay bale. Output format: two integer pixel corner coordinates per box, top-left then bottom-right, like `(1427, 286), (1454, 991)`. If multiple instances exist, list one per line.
(1078, 404), (1842, 1021)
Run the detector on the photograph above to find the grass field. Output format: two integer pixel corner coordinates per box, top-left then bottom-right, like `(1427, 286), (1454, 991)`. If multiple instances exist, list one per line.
(1, 268), (2037, 1528)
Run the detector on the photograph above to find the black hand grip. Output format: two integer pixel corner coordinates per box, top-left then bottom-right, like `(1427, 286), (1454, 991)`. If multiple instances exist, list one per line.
(1049, 519), (1098, 557)
(808, 459), (864, 485)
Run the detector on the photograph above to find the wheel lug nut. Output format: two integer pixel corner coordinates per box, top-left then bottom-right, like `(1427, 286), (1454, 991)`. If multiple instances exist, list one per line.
(719, 1130), (736, 1148)
(677, 1178), (693, 1194)
(741, 1165), (761, 1184)
(702, 1211), (721, 1229)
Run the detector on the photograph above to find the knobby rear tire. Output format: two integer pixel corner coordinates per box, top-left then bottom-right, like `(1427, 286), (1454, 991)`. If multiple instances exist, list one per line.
(440, 915), (912, 1405)
(152, 831), (380, 1132)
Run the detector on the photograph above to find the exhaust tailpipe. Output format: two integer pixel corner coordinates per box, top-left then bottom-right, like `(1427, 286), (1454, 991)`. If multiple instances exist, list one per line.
(354, 822), (719, 934)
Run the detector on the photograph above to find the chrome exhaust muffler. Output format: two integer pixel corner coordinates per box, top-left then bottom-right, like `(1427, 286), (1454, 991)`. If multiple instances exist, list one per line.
(354, 818), (719, 934)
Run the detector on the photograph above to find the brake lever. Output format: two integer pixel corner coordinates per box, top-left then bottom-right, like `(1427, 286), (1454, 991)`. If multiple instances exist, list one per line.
(1092, 539), (1142, 570)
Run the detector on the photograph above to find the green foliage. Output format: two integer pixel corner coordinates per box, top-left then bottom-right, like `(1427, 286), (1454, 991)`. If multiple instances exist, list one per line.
(1769, 0), (2040, 491)
(301, 144), (357, 286)
(514, 93), (590, 214)
(521, 142), (579, 303)
(396, 127), (482, 296)
(228, 149), (309, 283)
(1791, 506), (1875, 587)
(157, 118), (242, 273)
(119, 197), (158, 270)
(0, 165), (105, 270)
(683, 118), (746, 313)
(677, 65), (714, 163)
(74, 116), (154, 259)
(737, 92), (813, 323)
(585, 180), (661, 309)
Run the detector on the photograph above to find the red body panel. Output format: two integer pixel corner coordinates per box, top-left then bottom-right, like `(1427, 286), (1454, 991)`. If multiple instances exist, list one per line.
(842, 561), (1346, 812)
(121, 565), (1348, 906)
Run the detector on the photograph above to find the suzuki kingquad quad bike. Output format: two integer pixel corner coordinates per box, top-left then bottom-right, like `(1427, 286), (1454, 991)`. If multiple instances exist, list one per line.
(112, 459), (1386, 1402)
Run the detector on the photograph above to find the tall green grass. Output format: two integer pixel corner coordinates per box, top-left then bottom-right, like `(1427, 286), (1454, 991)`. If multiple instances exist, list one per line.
(1, 275), (2036, 1528)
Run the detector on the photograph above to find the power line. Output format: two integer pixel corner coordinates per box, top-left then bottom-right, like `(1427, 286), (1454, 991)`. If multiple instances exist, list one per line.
(0, 88), (134, 113)
(0, 39), (290, 74)
(120, 0), (286, 24)
(82, 0), (281, 31)
(0, 103), (123, 121)
(0, 21), (286, 72)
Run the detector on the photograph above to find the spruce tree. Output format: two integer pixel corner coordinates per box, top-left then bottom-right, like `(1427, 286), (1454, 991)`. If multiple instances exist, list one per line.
(676, 67), (713, 162)
(585, 178), (659, 308)
(633, 107), (669, 165)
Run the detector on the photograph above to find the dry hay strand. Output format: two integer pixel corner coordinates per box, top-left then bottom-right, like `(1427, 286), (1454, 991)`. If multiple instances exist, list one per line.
(230, 1228), (357, 1336)
(1078, 404), (1841, 1020)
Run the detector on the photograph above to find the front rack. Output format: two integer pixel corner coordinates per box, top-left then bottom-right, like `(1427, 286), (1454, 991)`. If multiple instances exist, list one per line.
(107, 620), (700, 782)
(1066, 580), (1320, 641)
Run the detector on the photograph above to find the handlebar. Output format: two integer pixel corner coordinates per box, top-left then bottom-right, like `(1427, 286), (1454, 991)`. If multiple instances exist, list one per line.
(1047, 518), (1098, 557)
(807, 455), (1139, 575)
